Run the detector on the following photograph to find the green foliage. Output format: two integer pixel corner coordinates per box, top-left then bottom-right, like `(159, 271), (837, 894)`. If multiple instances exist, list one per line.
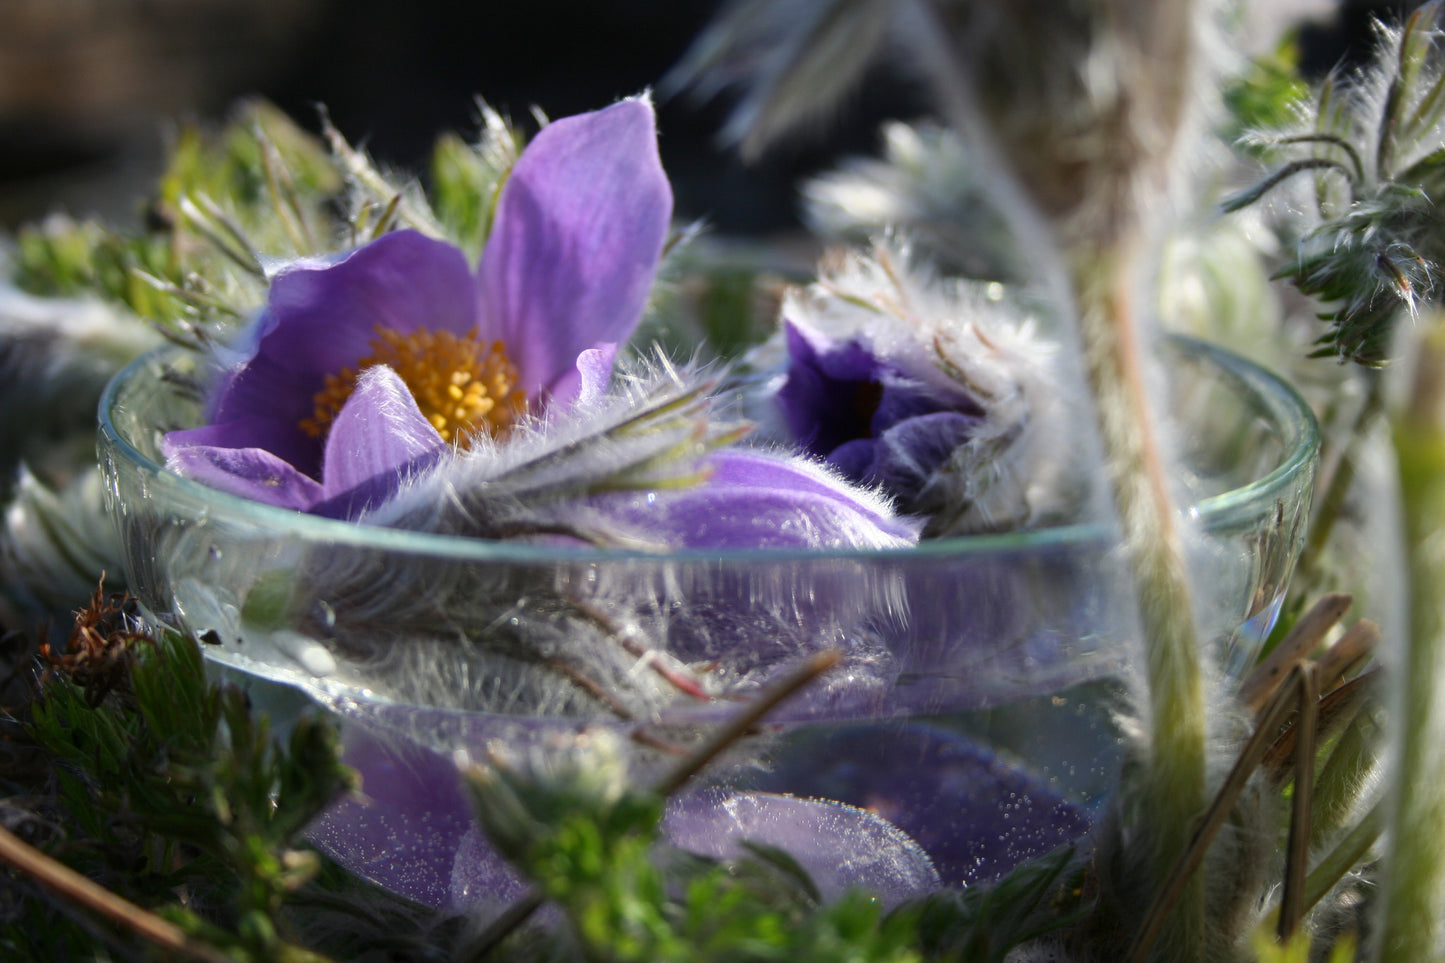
(1248, 924), (1356, 963)
(6, 98), (535, 360)
(1279, 202), (1439, 365)
(1225, 4), (1445, 366)
(484, 804), (926, 963)
(462, 733), (924, 962)
(1223, 40), (1311, 151)
(10, 217), (181, 322)
(462, 731), (1088, 963)
(431, 132), (499, 257)
(429, 103), (525, 259)
(695, 268), (774, 358)
(7, 101), (345, 354)
(156, 100), (341, 234)
(17, 626), (354, 961)
(905, 845), (1086, 963)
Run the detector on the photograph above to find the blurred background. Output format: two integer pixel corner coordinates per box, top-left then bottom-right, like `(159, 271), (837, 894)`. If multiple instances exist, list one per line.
(0, 0), (919, 237)
(0, 0), (1419, 239)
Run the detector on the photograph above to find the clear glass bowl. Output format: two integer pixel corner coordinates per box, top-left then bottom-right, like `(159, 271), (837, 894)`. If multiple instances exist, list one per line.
(98, 335), (1319, 910)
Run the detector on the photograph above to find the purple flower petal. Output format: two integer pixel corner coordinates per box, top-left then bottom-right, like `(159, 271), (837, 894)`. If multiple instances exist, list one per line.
(757, 724), (1093, 887)
(826, 438), (878, 481)
(663, 788), (940, 905)
(162, 439), (325, 511)
(164, 415), (322, 476)
(316, 365), (447, 517)
(776, 320), (990, 505)
(449, 828), (541, 914)
(555, 343), (619, 414)
(213, 231), (479, 477)
(872, 376), (979, 433)
(315, 723), (946, 917)
(590, 449), (921, 549)
(861, 410), (979, 495)
(777, 322), (886, 458)
(786, 320), (881, 381)
(481, 99), (672, 402)
(307, 726), (476, 909)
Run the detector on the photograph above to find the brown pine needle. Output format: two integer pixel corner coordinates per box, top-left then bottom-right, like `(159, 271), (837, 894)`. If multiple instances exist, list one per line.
(1241, 594), (1353, 713)
(1279, 664), (1320, 943)
(1128, 665), (1310, 963)
(472, 650), (842, 957)
(653, 649), (841, 798)
(1263, 668), (1380, 775)
(0, 823), (233, 963)
(1316, 619), (1380, 692)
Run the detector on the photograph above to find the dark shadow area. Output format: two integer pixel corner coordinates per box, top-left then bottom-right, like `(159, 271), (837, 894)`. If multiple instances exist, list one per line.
(0, 0), (924, 235)
(0, 0), (1417, 236)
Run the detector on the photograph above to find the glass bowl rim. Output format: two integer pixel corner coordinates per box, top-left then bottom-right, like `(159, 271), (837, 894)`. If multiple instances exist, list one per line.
(98, 334), (1320, 565)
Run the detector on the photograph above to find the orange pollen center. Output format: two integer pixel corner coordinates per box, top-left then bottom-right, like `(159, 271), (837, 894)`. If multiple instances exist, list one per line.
(299, 325), (526, 447)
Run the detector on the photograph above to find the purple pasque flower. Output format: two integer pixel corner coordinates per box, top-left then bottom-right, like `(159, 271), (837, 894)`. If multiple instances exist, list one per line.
(164, 98), (673, 518)
(779, 319), (984, 498)
(361, 351), (924, 554)
(583, 447), (922, 551)
(310, 711), (1095, 916)
(766, 241), (1076, 535)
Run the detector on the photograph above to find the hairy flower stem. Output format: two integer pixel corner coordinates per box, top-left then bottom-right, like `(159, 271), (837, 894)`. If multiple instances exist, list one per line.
(1077, 247), (1207, 960)
(1376, 325), (1445, 960)
(900, 3), (1207, 952)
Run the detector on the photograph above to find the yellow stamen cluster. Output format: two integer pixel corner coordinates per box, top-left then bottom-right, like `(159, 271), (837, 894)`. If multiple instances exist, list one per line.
(300, 325), (526, 447)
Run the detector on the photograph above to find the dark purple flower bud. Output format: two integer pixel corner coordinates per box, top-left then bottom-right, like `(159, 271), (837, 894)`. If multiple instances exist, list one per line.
(762, 242), (1079, 535)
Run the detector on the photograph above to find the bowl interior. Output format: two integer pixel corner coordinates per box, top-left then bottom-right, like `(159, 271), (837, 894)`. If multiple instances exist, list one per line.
(99, 334), (1318, 718)
(97, 333), (1319, 905)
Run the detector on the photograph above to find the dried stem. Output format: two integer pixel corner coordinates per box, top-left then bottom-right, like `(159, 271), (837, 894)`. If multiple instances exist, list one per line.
(1260, 802), (1385, 937)
(1279, 664), (1320, 943)
(1315, 619), (1380, 692)
(1127, 664), (1307, 963)
(0, 823), (237, 963)
(1263, 668), (1379, 774)
(652, 649), (841, 798)
(1241, 593), (1352, 713)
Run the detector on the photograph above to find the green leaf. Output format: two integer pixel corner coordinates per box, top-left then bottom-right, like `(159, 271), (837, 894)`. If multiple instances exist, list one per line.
(1223, 40), (1310, 146)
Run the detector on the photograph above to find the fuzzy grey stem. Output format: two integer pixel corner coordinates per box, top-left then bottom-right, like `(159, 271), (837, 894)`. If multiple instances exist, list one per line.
(1080, 248), (1207, 961)
(1303, 802), (1384, 917)
(1279, 663), (1320, 942)
(900, 4), (1208, 956)
(1127, 658), (1302, 963)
